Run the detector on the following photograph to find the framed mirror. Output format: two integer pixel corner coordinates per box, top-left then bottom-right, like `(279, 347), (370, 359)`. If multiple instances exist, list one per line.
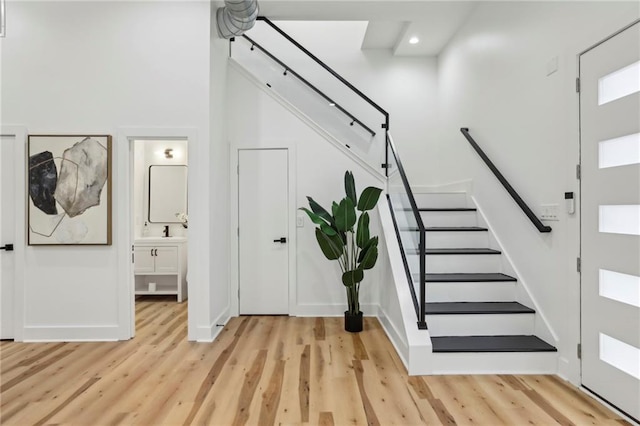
(148, 165), (187, 223)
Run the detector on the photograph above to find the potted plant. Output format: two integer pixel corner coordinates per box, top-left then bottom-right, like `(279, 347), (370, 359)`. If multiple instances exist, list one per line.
(300, 171), (382, 332)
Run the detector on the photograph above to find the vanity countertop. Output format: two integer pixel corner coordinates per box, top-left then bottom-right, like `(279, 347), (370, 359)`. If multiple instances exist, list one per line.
(135, 236), (187, 244)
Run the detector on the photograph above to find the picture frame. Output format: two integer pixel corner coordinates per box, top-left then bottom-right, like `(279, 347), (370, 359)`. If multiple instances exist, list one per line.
(27, 135), (112, 245)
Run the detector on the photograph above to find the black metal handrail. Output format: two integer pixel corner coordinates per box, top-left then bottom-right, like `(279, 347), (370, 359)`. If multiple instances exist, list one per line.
(387, 133), (427, 329)
(238, 35), (376, 137)
(460, 128), (552, 233)
(257, 17), (390, 133)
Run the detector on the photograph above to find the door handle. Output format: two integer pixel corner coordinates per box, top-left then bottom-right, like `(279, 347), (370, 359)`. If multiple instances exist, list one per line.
(273, 237), (287, 244)
(154, 249), (158, 256)
(0, 244), (13, 251)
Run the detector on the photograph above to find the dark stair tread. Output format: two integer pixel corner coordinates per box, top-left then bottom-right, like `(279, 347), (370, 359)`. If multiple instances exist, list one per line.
(406, 248), (501, 255)
(426, 248), (501, 255)
(427, 226), (488, 232)
(399, 208), (477, 212)
(419, 208), (477, 212)
(425, 302), (534, 315)
(431, 335), (557, 353)
(423, 273), (517, 282)
(400, 226), (488, 232)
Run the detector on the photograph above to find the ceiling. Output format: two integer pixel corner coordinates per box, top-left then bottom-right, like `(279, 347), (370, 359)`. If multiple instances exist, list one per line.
(214, 0), (478, 56)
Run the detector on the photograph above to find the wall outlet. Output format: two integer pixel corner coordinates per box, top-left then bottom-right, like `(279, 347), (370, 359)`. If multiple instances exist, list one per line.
(296, 215), (304, 228)
(541, 204), (560, 221)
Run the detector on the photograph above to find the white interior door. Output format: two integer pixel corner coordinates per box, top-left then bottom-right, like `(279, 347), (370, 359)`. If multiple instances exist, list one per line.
(580, 21), (640, 421)
(1, 135), (16, 339)
(239, 149), (289, 315)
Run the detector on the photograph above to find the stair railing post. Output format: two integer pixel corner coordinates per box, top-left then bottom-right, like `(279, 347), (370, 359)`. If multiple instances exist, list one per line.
(418, 230), (427, 329)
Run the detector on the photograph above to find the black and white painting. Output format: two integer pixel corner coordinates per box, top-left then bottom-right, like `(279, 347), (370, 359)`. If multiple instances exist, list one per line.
(28, 135), (112, 245)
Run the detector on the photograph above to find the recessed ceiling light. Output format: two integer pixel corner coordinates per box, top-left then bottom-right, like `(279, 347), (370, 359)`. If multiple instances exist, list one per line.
(409, 36), (420, 45)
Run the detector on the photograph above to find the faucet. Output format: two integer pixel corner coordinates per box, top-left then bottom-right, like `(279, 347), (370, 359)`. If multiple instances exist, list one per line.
(163, 225), (170, 237)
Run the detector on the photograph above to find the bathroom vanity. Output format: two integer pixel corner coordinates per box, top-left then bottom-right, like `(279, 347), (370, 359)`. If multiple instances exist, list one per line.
(134, 237), (187, 302)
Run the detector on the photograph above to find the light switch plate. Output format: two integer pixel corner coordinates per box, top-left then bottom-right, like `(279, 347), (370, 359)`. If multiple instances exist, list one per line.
(541, 204), (560, 221)
(296, 215), (304, 227)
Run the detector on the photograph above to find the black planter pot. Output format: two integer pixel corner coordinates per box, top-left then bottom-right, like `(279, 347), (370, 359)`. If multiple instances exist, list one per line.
(344, 311), (363, 333)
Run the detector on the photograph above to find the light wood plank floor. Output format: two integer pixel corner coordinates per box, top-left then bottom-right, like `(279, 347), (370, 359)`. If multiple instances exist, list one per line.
(0, 296), (629, 425)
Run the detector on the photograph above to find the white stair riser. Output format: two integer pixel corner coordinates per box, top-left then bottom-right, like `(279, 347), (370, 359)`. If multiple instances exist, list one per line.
(419, 211), (478, 227)
(424, 231), (489, 248)
(413, 193), (468, 208)
(427, 281), (517, 302)
(429, 351), (557, 375)
(398, 230), (421, 252)
(408, 254), (501, 273)
(393, 210), (424, 229)
(426, 313), (535, 336)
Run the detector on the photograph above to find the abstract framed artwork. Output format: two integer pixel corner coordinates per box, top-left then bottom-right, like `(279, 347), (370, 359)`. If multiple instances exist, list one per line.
(27, 135), (112, 245)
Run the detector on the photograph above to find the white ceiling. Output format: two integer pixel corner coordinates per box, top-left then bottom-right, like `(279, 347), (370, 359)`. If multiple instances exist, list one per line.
(224, 0), (478, 56)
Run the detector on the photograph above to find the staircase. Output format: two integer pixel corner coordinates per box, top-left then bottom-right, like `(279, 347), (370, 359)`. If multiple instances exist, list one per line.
(405, 192), (557, 374)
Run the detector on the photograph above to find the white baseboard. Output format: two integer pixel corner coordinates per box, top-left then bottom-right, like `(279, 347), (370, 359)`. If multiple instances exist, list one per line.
(22, 325), (120, 342)
(294, 303), (379, 317)
(377, 306), (410, 372)
(196, 307), (231, 342)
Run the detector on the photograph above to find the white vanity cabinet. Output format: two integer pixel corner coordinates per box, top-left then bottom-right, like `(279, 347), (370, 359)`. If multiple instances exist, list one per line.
(134, 237), (187, 302)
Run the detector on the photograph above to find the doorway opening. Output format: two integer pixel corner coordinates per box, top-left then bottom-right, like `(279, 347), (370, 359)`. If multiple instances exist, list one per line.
(131, 138), (189, 339)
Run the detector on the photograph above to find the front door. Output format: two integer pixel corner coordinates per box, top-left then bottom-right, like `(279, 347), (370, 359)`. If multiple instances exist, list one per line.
(238, 149), (289, 314)
(0, 135), (16, 339)
(580, 21), (640, 421)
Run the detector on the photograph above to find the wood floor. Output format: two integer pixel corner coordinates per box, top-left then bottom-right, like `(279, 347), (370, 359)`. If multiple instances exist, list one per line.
(0, 297), (629, 425)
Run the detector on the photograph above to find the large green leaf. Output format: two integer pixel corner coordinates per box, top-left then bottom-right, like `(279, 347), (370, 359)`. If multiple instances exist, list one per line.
(342, 269), (364, 287)
(357, 237), (379, 263)
(307, 197), (333, 224)
(299, 207), (329, 227)
(356, 212), (370, 248)
(344, 171), (357, 206)
(331, 202), (339, 219)
(320, 223), (337, 236)
(358, 246), (378, 270)
(335, 197), (356, 232)
(357, 187), (383, 211)
(315, 228), (343, 260)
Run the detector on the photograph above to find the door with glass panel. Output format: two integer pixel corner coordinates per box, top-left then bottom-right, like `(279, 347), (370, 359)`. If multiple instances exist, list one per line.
(580, 20), (639, 421)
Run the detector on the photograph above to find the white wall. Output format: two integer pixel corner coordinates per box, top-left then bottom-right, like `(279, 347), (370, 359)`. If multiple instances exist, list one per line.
(435, 1), (640, 382)
(227, 65), (385, 315)
(208, 22), (232, 336)
(1, 1), (212, 340)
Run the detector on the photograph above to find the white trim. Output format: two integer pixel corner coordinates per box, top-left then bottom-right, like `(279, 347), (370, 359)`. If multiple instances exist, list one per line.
(229, 60), (385, 185)
(196, 306), (230, 342)
(117, 127), (199, 342)
(295, 303), (379, 317)
(23, 325), (120, 342)
(378, 200), (433, 375)
(0, 125), (27, 342)
(230, 144), (298, 317)
(377, 305), (410, 371)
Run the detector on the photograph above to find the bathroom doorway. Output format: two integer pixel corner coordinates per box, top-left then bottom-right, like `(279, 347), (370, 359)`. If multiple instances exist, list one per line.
(131, 138), (189, 338)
